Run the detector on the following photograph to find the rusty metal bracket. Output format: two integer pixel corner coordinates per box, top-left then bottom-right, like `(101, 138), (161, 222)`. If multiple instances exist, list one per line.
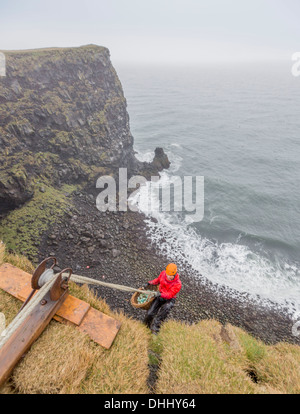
(50, 268), (72, 301)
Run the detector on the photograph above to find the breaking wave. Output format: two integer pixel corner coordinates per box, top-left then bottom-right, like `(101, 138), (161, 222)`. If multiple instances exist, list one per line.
(130, 148), (300, 316)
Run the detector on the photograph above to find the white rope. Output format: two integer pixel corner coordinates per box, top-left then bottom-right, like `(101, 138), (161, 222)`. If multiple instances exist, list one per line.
(67, 273), (157, 297)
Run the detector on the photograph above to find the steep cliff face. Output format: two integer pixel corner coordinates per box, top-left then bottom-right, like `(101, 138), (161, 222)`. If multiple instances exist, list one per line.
(0, 45), (169, 257)
(0, 45), (165, 216)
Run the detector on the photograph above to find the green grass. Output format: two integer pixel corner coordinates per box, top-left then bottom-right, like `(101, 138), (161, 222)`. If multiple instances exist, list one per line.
(148, 351), (160, 366)
(238, 331), (266, 364)
(0, 183), (76, 259)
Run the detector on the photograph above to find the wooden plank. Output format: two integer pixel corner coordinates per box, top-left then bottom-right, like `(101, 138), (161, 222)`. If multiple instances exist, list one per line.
(17, 283), (90, 326)
(0, 263), (121, 348)
(17, 283), (34, 301)
(0, 263), (31, 298)
(78, 307), (122, 350)
(55, 296), (90, 326)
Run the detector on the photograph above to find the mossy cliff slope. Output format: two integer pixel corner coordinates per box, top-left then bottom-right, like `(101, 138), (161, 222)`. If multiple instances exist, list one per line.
(0, 45), (138, 213)
(0, 45), (168, 258)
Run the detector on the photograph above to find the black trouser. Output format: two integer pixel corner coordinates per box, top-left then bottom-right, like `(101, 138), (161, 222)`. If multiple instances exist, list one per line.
(144, 297), (176, 333)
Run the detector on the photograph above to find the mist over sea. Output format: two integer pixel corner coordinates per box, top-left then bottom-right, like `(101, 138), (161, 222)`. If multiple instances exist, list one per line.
(116, 61), (300, 315)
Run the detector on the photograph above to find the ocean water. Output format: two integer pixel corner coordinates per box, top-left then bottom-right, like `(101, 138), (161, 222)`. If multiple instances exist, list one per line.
(116, 62), (300, 315)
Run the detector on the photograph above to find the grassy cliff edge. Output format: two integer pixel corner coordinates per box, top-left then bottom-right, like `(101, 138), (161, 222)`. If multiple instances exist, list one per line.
(0, 243), (299, 394)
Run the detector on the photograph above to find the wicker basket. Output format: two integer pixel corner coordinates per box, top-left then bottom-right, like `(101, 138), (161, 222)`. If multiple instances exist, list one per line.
(130, 284), (159, 311)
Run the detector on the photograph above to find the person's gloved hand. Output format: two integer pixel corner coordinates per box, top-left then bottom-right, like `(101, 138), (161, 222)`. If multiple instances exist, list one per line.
(157, 293), (167, 302)
(142, 283), (150, 290)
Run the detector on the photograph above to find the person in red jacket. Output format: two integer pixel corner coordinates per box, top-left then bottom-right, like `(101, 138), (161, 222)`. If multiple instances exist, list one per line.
(143, 263), (182, 334)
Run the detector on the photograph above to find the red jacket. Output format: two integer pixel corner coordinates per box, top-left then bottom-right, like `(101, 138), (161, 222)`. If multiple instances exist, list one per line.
(148, 271), (182, 300)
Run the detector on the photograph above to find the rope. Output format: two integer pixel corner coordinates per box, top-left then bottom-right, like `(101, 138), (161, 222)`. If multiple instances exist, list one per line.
(67, 273), (157, 297)
(0, 274), (57, 349)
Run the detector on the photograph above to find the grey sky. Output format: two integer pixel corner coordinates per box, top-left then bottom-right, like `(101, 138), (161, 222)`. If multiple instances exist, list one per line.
(1, 0), (300, 64)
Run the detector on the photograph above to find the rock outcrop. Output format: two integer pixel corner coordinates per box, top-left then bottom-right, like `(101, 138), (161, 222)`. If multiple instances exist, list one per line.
(0, 45), (169, 218)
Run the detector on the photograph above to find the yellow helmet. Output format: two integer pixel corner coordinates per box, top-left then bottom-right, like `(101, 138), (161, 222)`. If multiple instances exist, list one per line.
(166, 263), (177, 276)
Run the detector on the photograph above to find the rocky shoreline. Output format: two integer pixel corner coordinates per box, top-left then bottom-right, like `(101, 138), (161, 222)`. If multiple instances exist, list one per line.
(38, 186), (300, 346)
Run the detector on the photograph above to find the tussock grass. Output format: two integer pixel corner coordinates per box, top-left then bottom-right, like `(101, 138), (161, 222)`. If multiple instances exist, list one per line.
(246, 341), (300, 393)
(154, 320), (257, 394)
(154, 320), (300, 394)
(1, 243), (300, 394)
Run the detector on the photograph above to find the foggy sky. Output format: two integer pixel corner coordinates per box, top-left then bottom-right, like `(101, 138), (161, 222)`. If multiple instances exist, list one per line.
(1, 0), (300, 64)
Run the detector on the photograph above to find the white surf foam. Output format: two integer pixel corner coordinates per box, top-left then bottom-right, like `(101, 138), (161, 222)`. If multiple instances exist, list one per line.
(130, 149), (300, 316)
